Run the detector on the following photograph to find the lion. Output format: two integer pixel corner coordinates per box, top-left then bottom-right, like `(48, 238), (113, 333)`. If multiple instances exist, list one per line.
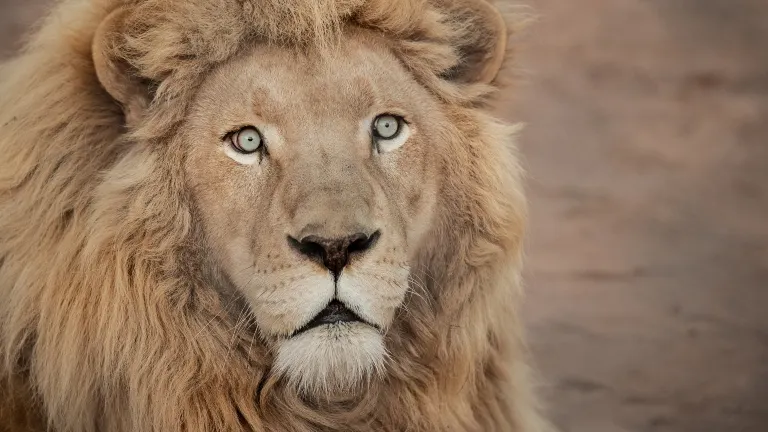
(0, 0), (551, 430)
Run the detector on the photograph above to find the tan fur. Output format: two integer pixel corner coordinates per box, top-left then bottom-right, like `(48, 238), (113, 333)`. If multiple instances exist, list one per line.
(0, 0), (551, 430)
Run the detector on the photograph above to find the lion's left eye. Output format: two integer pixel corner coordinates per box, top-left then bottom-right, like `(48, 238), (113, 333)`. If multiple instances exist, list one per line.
(372, 115), (403, 140)
(371, 114), (410, 153)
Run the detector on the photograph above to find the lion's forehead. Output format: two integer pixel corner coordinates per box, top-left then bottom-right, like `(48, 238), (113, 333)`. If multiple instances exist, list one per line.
(193, 37), (428, 127)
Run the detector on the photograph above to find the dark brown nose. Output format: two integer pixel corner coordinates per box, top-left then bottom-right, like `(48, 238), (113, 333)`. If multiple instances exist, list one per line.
(288, 231), (380, 278)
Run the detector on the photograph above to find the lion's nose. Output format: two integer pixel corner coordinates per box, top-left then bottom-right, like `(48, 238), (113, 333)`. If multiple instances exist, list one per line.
(288, 231), (380, 278)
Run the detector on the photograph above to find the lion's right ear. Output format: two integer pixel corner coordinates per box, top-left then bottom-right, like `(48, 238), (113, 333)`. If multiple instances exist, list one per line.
(442, 0), (510, 85)
(92, 8), (148, 125)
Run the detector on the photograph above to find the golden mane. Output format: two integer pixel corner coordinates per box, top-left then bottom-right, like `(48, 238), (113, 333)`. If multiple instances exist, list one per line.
(0, 0), (550, 430)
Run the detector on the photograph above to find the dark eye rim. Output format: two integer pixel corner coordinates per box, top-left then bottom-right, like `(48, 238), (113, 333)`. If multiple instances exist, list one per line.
(224, 126), (265, 155)
(372, 114), (406, 140)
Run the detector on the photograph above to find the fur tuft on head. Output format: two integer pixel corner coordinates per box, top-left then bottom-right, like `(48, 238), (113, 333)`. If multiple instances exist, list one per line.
(89, 0), (517, 138)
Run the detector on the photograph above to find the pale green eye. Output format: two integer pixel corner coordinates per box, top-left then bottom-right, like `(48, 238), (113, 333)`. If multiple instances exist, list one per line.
(230, 127), (263, 154)
(373, 114), (402, 140)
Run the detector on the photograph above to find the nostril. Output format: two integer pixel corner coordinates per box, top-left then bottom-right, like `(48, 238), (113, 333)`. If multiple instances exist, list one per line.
(348, 230), (380, 254)
(287, 235), (326, 265)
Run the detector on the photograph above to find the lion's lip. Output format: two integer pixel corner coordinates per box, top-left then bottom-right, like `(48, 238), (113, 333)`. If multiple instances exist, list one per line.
(291, 300), (372, 336)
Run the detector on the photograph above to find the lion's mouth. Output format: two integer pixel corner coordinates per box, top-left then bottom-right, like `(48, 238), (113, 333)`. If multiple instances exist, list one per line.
(292, 300), (374, 336)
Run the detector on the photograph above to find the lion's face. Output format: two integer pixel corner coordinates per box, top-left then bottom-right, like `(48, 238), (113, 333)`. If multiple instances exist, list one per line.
(181, 35), (441, 391)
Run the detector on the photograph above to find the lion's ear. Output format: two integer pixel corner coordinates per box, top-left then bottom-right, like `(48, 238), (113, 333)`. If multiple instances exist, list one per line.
(445, 0), (508, 85)
(92, 8), (149, 125)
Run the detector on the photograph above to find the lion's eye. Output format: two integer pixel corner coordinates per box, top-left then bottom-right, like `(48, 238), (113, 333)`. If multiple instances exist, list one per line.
(228, 127), (263, 154)
(371, 114), (410, 153)
(373, 115), (402, 140)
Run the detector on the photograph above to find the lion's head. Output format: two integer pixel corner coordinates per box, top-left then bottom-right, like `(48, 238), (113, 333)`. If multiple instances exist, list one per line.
(0, 0), (546, 430)
(182, 39), (439, 392)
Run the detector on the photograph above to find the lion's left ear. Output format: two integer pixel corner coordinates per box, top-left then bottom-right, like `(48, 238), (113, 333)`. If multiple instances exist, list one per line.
(92, 8), (150, 125)
(445, 0), (508, 85)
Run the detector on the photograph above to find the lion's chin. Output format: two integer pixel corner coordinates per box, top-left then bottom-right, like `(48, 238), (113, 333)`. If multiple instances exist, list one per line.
(274, 322), (386, 395)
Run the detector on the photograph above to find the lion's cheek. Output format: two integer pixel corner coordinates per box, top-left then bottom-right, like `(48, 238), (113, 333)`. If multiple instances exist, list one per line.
(336, 266), (410, 330)
(244, 274), (335, 337)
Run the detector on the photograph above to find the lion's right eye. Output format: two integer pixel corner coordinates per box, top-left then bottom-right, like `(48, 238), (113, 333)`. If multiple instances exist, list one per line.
(227, 126), (263, 154)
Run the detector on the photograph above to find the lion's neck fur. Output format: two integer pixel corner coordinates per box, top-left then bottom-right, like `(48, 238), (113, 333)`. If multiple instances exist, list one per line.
(0, 0), (548, 431)
(1, 207), (532, 431)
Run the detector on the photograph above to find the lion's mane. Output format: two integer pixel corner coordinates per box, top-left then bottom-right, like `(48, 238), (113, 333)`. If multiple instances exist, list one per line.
(0, 0), (549, 430)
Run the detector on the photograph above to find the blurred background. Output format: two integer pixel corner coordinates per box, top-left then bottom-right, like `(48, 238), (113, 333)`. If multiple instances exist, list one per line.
(2, 1), (767, 431)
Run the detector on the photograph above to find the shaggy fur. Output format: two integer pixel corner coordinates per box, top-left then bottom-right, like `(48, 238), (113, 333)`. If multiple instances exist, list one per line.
(0, 0), (551, 430)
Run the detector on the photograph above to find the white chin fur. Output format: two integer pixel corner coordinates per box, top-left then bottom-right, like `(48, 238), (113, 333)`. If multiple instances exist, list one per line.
(274, 323), (386, 395)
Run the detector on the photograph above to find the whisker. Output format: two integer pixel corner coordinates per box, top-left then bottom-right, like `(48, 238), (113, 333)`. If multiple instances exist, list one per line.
(245, 314), (258, 360)
(226, 304), (250, 361)
(192, 291), (245, 340)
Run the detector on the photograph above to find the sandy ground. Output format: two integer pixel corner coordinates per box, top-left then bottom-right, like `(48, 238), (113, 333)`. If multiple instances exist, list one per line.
(2, 1), (767, 431)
